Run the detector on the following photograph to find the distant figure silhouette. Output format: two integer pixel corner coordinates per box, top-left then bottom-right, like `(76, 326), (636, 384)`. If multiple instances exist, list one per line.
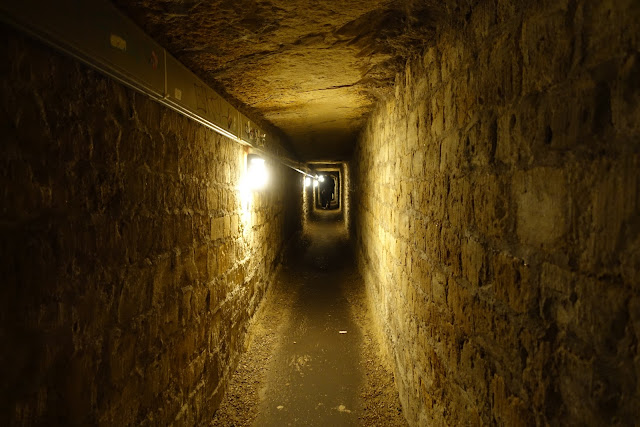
(320, 185), (327, 209)
(320, 177), (335, 209)
(326, 178), (335, 209)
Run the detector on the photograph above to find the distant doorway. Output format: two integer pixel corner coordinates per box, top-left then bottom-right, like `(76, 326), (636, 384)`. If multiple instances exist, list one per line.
(315, 172), (340, 210)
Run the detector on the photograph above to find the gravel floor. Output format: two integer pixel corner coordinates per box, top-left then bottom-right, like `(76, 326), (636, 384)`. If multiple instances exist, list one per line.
(211, 211), (407, 426)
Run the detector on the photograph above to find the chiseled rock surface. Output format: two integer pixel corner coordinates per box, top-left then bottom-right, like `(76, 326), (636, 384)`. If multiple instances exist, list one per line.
(354, 0), (640, 425)
(0, 27), (301, 425)
(112, 0), (457, 160)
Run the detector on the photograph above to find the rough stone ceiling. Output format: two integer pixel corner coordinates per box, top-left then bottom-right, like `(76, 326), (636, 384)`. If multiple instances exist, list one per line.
(113, 0), (462, 161)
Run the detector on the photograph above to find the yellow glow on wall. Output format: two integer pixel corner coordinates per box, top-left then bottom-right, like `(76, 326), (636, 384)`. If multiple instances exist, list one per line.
(239, 153), (268, 213)
(247, 156), (268, 190)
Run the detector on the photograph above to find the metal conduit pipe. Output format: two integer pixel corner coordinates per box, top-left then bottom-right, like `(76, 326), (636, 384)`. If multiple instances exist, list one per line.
(0, 0), (316, 179)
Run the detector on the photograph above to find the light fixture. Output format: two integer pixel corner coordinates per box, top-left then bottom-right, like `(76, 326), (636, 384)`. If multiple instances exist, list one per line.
(313, 179), (318, 188)
(246, 154), (268, 190)
(304, 177), (311, 187)
(319, 175), (325, 183)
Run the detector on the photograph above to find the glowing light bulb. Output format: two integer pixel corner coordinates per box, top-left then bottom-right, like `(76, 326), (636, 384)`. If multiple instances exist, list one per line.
(304, 177), (311, 187)
(247, 156), (268, 190)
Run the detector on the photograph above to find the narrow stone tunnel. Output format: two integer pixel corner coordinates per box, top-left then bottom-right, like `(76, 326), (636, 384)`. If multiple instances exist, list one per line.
(1, 1), (639, 426)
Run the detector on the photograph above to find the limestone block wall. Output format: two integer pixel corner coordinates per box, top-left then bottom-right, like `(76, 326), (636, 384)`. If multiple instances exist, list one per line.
(302, 177), (313, 232)
(353, 1), (640, 425)
(339, 162), (353, 234)
(0, 28), (301, 425)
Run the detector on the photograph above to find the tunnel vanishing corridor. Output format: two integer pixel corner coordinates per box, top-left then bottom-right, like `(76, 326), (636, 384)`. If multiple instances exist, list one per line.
(213, 209), (406, 426)
(2, 1), (640, 426)
(252, 210), (364, 427)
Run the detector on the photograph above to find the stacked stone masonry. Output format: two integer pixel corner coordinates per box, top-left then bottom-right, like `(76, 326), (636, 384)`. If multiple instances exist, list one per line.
(0, 28), (301, 425)
(341, 162), (352, 234)
(354, 0), (640, 425)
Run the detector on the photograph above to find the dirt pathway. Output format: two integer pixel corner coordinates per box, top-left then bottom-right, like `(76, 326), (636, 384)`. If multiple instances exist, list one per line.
(211, 211), (407, 426)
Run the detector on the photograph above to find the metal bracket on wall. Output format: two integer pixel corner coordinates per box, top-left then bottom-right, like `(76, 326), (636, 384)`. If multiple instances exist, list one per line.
(0, 0), (314, 177)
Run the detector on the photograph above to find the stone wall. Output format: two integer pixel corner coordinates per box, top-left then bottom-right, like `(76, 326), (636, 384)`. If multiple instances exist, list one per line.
(302, 177), (313, 232)
(341, 162), (352, 234)
(353, 0), (640, 425)
(0, 27), (301, 425)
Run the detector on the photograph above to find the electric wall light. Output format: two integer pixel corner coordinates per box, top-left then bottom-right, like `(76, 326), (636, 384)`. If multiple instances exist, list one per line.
(246, 154), (268, 190)
(304, 177), (311, 187)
